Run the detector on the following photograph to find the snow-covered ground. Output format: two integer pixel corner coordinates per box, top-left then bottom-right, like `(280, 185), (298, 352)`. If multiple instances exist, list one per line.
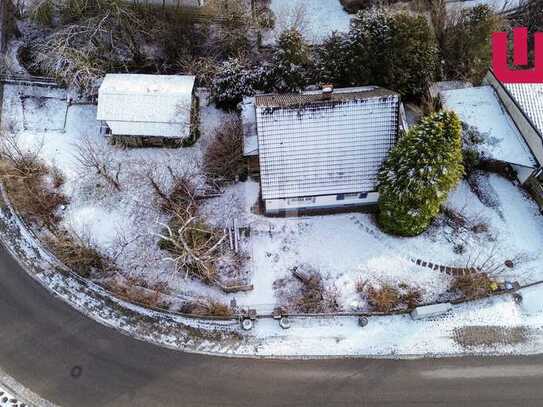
(1, 83), (233, 305)
(3, 82), (543, 317)
(265, 0), (352, 44)
(203, 173), (543, 313)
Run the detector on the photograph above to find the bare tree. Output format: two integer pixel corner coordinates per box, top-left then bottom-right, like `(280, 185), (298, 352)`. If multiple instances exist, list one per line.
(156, 205), (227, 284)
(75, 138), (122, 191)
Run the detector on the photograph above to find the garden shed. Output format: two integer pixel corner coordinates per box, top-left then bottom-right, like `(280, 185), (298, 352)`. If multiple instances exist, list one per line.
(242, 86), (403, 215)
(97, 74), (198, 147)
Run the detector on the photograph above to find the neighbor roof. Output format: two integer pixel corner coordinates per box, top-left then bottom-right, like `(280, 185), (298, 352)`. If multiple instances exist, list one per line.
(254, 86), (400, 200)
(97, 74), (195, 138)
(503, 83), (543, 139)
(441, 86), (536, 168)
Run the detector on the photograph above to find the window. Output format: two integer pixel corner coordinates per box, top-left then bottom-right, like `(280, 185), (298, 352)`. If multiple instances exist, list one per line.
(337, 194), (345, 201)
(359, 192), (368, 199)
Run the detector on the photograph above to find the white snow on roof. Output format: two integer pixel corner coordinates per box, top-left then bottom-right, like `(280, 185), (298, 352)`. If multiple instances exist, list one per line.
(504, 83), (543, 139)
(442, 86), (536, 168)
(241, 97), (258, 156)
(97, 74), (195, 138)
(255, 88), (400, 200)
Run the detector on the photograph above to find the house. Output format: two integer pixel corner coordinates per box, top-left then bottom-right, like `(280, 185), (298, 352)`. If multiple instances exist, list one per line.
(242, 86), (404, 215)
(97, 74), (198, 147)
(441, 71), (543, 207)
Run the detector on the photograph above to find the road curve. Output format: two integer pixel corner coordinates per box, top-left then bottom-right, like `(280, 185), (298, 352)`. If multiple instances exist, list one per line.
(1, 244), (543, 407)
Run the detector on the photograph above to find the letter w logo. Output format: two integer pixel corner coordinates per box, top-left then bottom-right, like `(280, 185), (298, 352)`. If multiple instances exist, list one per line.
(492, 28), (543, 84)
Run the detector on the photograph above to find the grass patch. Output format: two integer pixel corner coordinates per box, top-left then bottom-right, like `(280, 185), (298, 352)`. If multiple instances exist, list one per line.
(45, 230), (111, 278)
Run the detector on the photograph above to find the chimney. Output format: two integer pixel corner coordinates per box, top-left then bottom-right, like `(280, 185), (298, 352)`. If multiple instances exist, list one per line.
(322, 84), (334, 100)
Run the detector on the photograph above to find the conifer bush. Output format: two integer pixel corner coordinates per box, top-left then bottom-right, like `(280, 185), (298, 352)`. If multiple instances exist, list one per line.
(377, 111), (464, 236)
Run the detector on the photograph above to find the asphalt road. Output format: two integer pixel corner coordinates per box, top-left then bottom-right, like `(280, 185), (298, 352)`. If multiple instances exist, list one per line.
(1, 245), (543, 407)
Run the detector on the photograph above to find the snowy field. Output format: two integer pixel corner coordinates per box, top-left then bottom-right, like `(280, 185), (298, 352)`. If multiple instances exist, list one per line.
(3, 83), (543, 315)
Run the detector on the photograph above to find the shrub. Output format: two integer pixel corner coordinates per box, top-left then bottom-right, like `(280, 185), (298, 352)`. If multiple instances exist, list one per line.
(210, 0), (253, 58)
(295, 271), (341, 313)
(180, 298), (233, 317)
(45, 230), (110, 278)
(377, 111), (464, 236)
(431, 2), (503, 83)
(211, 58), (256, 109)
(365, 284), (401, 313)
(400, 287), (423, 309)
(203, 116), (245, 186)
(452, 270), (498, 300)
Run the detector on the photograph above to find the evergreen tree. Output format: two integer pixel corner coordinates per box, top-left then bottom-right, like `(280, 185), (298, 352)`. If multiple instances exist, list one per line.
(377, 111), (464, 236)
(347, 8), (438, 98)
(314, 31), (352, 86)
(271, 28), (312, 92)
(211, 58), (256, 109)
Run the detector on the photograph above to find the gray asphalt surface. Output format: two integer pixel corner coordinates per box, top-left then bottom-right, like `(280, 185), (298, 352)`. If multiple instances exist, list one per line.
(1, 244), (543, 407)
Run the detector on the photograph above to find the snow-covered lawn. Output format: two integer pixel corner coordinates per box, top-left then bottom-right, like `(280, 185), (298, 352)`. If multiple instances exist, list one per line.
(206, 175), (543, 313)
(3, 83), (543, 315)
(1, 83), (233, 306)
(265, 0), (352, 44)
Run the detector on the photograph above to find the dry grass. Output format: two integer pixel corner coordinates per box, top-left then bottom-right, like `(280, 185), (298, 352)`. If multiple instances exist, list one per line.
(358, 280), (423, 312)
(105, 277), (171, 309)
(203, 115), (245, 186)
(452, 270), (497, 300)
(180, 298), (233, 317)
(0, 135), (67, 229)
(45, 230), (111, 278)
(365, 284), (402, 313)
(294, 270), (341, 314)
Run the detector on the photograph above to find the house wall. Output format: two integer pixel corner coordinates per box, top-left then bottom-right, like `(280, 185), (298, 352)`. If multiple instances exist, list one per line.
(484, 72), (543, 167)
(105, 120), (187, 139)
(265, 191), (379, 215)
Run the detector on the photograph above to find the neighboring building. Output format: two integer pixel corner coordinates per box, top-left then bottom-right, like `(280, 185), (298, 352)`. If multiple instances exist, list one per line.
(242, 86), (403, 215)
(441, 84), (536, 179)
(483, 71), (543, 206)
(97, 74), (198, 147)
(441, 71), (543, 208)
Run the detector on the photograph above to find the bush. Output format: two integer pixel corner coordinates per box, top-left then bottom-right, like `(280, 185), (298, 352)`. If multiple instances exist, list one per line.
(452, 270), (498, 300)
(294, 270), (341, 314)
(365, 284), (401, 313)
(377, 111), (464, 236)
(180, 298), (233, 317)
(203, 116), (245, 186)
(211, 58), (256, 109)
(45, 230), (110, 278)
(431, 2), (503, 83)
(209, 0), (253, 58)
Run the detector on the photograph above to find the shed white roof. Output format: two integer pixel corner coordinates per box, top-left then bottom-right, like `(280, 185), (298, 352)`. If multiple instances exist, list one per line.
(97, 74), (195, 138)
(254, 87), (400, 200)
(504, 83), (543, 139)
(441, 86), (536, 168)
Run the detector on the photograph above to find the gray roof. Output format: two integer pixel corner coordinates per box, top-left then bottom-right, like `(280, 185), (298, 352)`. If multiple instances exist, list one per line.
(254, 86), (400, 200)
(504, 83), (543, 138)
